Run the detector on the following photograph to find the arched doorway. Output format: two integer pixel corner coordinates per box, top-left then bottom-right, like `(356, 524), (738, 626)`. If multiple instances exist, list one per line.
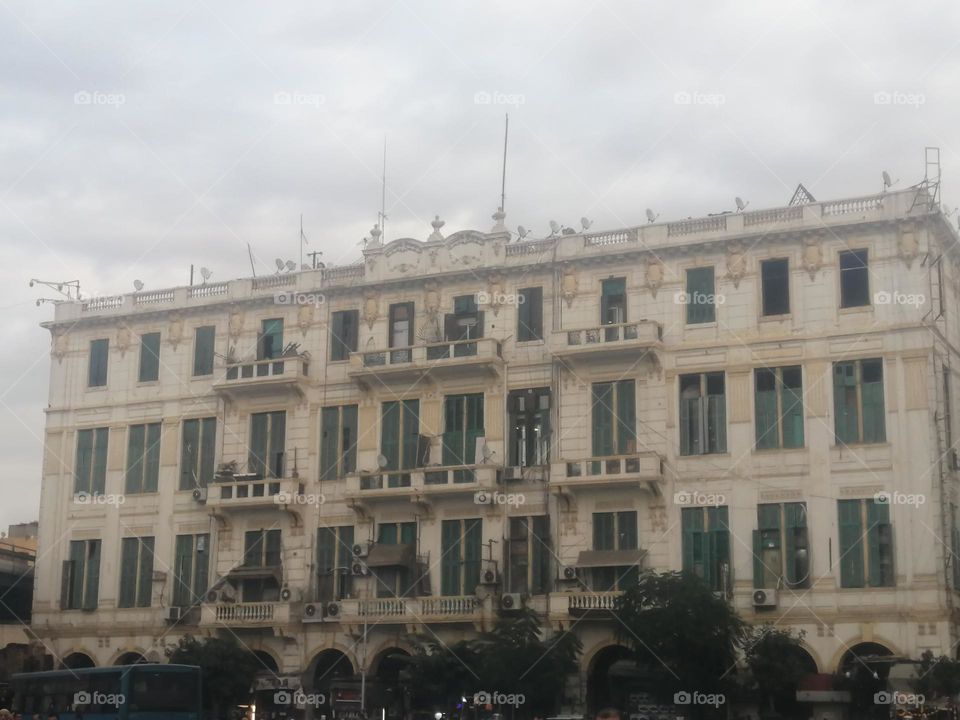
(250, 650), (282, 717)
(587, 645), (645, 714)
(310, 649), (356, 719)
(767, 646), (819, 719)
(371, 648), (411, 720)
(116, 652), (147, 665)
(839, 643), (894, 720)
(62, 652), (95, 669)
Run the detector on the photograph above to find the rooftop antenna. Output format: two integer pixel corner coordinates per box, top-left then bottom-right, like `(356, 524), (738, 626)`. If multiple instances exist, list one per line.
(548, 220), (561, 236)
(200, 267), (212, 283)
(307, 251), (323, 269)
(247, 243), (257, 277)
(377, 137), (387, 244)
(299, 214), (309, 269)
(275, 258), (285, 273)
(500, 113), (509, 214)
(28, 279), (80, 300)
(285, 260), (296, 272)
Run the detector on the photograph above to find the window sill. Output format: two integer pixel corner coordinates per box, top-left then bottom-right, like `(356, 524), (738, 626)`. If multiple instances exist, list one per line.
(839, 304), (873, 314)
(190, 373), (214, 380)
(328, 358), (351, 364)
(515, 339), (545, 346)
(85, 385), (108, 392)
(751, 445), (807, 454)
(136, 380), (159, 387)
(758, 313), (791, 323)
(684, 321), (717, 329)
(832, 441), (889, 449)
(678, 452), (730, 459)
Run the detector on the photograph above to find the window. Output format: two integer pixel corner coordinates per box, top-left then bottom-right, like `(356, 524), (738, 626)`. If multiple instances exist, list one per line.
(838, 499), (894, 588)
(173, 534), (209, 607)
(760, 258), (790, 316)
(507, 516), (550, 595)
(679, 372), (727, 455)
(137, 333), (161, 382)
(839, 249), (870, 308)
(179, 418), (217, 490)
(317, 526), (354, 602)
(249, 411), (286, 477)
(242, 528), (282, 602)
(389, 302), (415, 362)
(258, 318), (284, 360)
(754, 366), (804, 449)
(381, 400), (420, 487)
(74, 428), (109, 495)
(193, 326), (215, 376)
(441, 518), (482, 596)
(62, 539), (101, 610)
(601, 277), (627, 326)
(330, 310), (359, 361)
(685, 267), (716, 324)
(374, 522), (417, 598)
(444, 295), (484, 347)
(517, 287), (543, 341)
(118, 537), (155, 608)
(320, 405), (358, 480)
(592, 511), (638, 591)
(591, 380), (636, 460)
(752, 503), (809, 588)
(681, 506), (731, 593)
(507, 388), (550, 467)
(442, 394), (484, 480)
(88, 338), (109, 387)
(125, 423), (161, 494)
(833, 359), (886, 444)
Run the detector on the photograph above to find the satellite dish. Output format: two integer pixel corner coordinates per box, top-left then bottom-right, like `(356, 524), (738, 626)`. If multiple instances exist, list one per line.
(882, 171), (892, 188)
(275, 258), (285, 271)
(735, 197), (749, 212)
(376, 454), (389, 469)
(645, 208), (658, 223)
(200, 267), (212, 281)
(285, 260), (296, 272)
(517, 225), (529, 240)
(580, 217), (593, 230)
(133, 280), (144, 292)
(549, 220), (561, 235)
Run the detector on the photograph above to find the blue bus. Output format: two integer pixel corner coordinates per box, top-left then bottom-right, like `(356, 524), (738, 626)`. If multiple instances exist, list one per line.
(10, 663), (202, 720)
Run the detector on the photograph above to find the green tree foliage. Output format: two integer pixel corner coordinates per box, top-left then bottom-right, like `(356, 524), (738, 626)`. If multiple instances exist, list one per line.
(742, 626), (810, 716)
(914, 650), (960, 702)
(166, 634), (260, 719)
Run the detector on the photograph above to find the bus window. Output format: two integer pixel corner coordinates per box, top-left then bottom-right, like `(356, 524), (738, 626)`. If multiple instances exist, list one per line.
(128, 668), (199, 714)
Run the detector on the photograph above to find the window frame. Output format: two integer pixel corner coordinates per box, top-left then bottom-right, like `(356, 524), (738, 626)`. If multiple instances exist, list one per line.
(754, 366), (804, 450)
(833, 358), (886, 445)
(138, 332), (161, 383)
(760, 258), (791, 317)
(192, 326), (216, 376)
(839, 248), (871, 309)
(517, 287), (544, 342)
(88, 338), (109, 388)
(179, 417), (217, 490)
(679, 372), (727, 456)
(680, 506), (731, 593)
(752, 502), (809, 589)
(440, 518), (482, 596)
(685, 266), (716, 325)
(125, 422), (162, 494)
(173, 533), (210, 607)
(249, 410), (286, 478)
(320, 405), (358, 481)
(837, 499), (894, 588)
(330, 310), (359, 361)
(118, 536), (155, 608)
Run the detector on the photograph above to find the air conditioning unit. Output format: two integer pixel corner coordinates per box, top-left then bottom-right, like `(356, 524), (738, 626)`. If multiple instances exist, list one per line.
(499, 593), (523, 612)
(279, 585), (296, 602)
(302, 603), (323, 622)
(351, 561), (370, 576)
(480, 568), (500, 585)
(558, 566), (578, 582)
(204, 590), (220, 604)
(192, 487), (208, 503)
(164, 606), (183, 622)
(752, 589), (778, 608)
(352, 542), (369, 558)
(325, 601), (342, 620)
(474, 490), (493, 505)
(502, 466), (522, 482)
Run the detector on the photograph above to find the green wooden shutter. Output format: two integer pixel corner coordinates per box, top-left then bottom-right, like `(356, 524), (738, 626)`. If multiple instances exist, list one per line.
(834, 362), (859, 443)
(709, 507), (730, 592)
(441, 520), (460, 596)
(144, 423), (161, 492)
(867, 500), (892, 587)
(400, 522), (416, 545)
(463, 519), (482, 593)
(265, 529), (282, 567)
(593, 512), (614, 550)
(126, 425), (145, 494)
(781, 367), (804, 448)
(268, 412), (285, 478)
(194, 534), (210, 599)
(137, 537), (155, 607)
(381, 402), (400, 471)
(752, 530), (764, 589)
(75, 430), (93, 494)
(442, 396), (464, 466)
(139, 333), (160, 382)
(618, 511), (638, 550)
(317, 528), (335, 573)
(861, 360), (886, 443)
(616, 381), (636, 454)
(532, 516), (549, 594)
(838, 500), (864, 587)
(706, 375), (727, 453)
(342, 405), (358, 475)
(92, 428), (108, 495)
(679, 395), (698, 456)
(592, 383), (614, 458)
(681, 508), (700, 576)
(69, 541), (85, 609)
(378, 524), (398, 544)
(402, 400), (420, 469)
(89, 338), (108, 386)
(784, 503), (806, 586)
(243, 531), (261, 567)
(464, 395), (484, 464)
(320, 408), (340, 481)
(249, 414), (268, 476)
(199, 418), (216, 487)
(755, 369), (780, 449)
(84, 541), (100, 609)
(180, 420), (199, 490)
(173, 535), (193, 606)
(686, 267), (716, 324)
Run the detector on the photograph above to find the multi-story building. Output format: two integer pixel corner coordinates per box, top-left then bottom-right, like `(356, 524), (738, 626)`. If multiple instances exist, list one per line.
(31, 183), (960, 717)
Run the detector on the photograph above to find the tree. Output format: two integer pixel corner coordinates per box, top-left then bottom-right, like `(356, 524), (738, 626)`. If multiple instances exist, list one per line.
(914, 650), (960, 702)
(742, 626), (810, 718)
(166, 635), (261, 719)
(614, 571), (746, 717)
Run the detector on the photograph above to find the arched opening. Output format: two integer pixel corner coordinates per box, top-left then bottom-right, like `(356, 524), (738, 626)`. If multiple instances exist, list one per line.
(839, 643), (894, 720)
(309, 649), (355, 719)
(587, 645), (654, 715)
(61, 652), (95, 670)
(253, 650), (279, 674)
(371, 648), (412, 720)
(249, 650), (282, 716)
(768, 646), (819, 719)
(115, 652), (148, 665)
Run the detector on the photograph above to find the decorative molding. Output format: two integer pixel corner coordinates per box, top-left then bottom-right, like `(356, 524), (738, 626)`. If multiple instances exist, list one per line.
(51, 329), (68, 363)
(725, 241), (747, 289)
(116, 327), (131, 356)
(801, 235), (823, 280)
(898, 222), (920, 268)
(297, 303), (314, 336)
(167, 315), (184, 349)
(645, 257), (664, 297)
(228, 310), (244, 343)
(362, 291), (380, 330)
(561, 265), (578, 308)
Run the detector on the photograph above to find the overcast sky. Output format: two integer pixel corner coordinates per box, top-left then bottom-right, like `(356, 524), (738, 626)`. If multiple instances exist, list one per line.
(1, 0), (958, 531)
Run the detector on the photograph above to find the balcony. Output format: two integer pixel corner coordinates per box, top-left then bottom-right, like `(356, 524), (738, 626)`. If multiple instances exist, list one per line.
(549, 590), (623, 618)
(206, 476), (306, 511)
(329, 595), (483, 626)
(200, 601), (291, 627)
(213, 354), (310, 400)
(344, 465), (499, 504)
(550, 321), (661, 366)
(348, 338), (503, 388)
(552, 452), (664, 494)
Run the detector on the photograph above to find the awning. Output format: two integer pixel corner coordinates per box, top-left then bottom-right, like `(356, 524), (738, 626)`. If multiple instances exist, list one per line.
(227, 565), (283, 582)
(365, 543), (416, 568)
(576, 549), (646, 568)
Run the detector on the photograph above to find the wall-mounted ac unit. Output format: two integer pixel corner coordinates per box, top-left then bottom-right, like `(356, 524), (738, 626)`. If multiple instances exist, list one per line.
(499, 593), (523, 612)
(352, 542), (369, 558)
(302, 603), (323, 622)
(351, 561), (370, 576)
(502, 466), (522, 482)
(324, 601), (342, 620)
(163, 606), (183, 622)
(280, 585), (297, 602)
(480, 568), (500, 585)
(752, 589), (778, 608)
(192, 487), (208, 503)
(559, 566), (578, 582)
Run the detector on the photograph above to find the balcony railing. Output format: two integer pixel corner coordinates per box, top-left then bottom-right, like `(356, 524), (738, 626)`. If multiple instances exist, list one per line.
(349, 338), (503, 384)
(213, 355), (309, 398)
(201, 601), (291, 626)
(207, 477), (305, 509)
(553, 452), (663, 493)
(330, 596), (482, 624)
(419, 595), (481, 618)
(552, 322), (661, 362)
(346, 466), (498, 498)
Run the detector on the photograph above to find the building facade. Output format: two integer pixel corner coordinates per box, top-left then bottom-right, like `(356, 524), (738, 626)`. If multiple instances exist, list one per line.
(31, 185), (960, 716)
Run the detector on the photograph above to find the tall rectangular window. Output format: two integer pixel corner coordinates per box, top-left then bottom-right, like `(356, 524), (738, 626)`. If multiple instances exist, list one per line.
(591, 380), (636, 460)
(138, 333), (161, 382)
(839, 249), (870, 308)
(508, 388), (550, 467)
(833, 359), (885, 444)
(243, 528), (282, 567)
(330, 310), (359, 361)
(679, 372), (727, 455)
(681, 506), (731, 593)
(752, 503), (809, 589)
(507, 516), (550, 595)
(88, 338), (109, 387)
(440, 518), (482, 596)
(62, 539), (101, 610)
(591, 511), (638, 590)
(754, 366), (804, 449)
(600, 277), (627, 327)
(173, 533), (210, 607)
(381, 400), (420, 487)
(685, 267), (716, 324)
(760, 258), (790, 316)
(320, 405), (358, 480)
(838, 499), (894, 588)
(442, 394), (484, 481)
(249, 411), (286, 477)
(74, 428), (109, 495)
(193, 326), (215, 376)
(118, 536), (155, 608)
(179, 418), (217, 490)
(258, 318), (284, 360)
(125, 423), (161, 494)
(317, 526), (354, 602)
(444, 296), (484, 349)
(517, 287), (543, 341)
(389, 302), (415, 362)
(374, 522), (417, 598)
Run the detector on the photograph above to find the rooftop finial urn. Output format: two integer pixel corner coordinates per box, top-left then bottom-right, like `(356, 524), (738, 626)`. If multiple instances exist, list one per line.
(428, 215), (445, 242)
